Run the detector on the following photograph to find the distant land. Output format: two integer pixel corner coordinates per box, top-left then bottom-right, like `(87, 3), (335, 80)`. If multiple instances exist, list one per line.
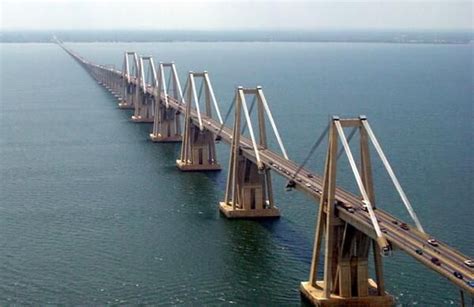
(0, 30), (473, 44)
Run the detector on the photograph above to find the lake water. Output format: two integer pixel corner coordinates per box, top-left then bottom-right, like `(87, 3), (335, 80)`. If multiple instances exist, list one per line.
(0, 41), (472, 305)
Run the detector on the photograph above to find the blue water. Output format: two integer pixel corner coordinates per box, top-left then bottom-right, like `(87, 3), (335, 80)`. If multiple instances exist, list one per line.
(0, 42), (472, 305)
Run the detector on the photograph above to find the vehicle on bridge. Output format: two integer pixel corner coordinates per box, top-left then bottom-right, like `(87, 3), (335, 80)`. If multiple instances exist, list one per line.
(428, 238), (439, 247)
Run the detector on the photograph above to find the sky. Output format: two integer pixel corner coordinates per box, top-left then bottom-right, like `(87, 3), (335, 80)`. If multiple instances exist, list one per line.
(1, 0), (472, 31)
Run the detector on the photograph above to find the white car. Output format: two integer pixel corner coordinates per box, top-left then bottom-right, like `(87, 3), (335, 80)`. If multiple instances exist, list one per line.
(427, 239), (439, 247)
(464, 259), (474, 268)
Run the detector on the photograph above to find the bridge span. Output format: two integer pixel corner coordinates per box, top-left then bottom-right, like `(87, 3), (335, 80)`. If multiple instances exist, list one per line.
(58, 42), (473, 306)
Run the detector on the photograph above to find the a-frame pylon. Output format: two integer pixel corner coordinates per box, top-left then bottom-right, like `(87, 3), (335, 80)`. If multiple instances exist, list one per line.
(301, 116), (394, 306)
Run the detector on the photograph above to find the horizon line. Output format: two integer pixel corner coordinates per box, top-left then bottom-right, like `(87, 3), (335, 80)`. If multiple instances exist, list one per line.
(1, 28), (473, 32)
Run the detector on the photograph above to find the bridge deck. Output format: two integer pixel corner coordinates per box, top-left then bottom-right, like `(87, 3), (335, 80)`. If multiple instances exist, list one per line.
(64, 46), (473, 295)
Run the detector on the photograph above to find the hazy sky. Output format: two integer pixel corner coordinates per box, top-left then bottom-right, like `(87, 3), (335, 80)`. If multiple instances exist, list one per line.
(1, 0), (472, 31)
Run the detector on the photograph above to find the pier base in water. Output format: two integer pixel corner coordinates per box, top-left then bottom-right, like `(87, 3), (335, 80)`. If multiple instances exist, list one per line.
(219, 202), (280, 219)
(300, 280), (394, 307)
(149, 133), (181, 143)
(131, 115), (154, 123)
(176, 159), (221, 171)
(118, 102), (134, 109)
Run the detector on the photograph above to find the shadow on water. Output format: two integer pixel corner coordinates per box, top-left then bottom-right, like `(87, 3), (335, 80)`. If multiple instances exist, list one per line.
(223, 219), (280, 294)
(260, 219), (313, 265)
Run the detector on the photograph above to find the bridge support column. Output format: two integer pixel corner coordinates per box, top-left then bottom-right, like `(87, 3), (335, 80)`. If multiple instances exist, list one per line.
(301, 226), (393, 306)
(176, 71), (222, 171)
(301, 116), (393, 306)
(102, 69), (112, 91)
(110, 70), (122, 100)
(219, 153), (279, 218)
(219, 86), (287, 219)
(176, 125), (220, 171)
(119, 82), (136, 109)
(150, 63), (183, 142)
(131, 95), (155, 123)
(118, 52), (138, 110)
(131, 56), (156, 123)
(106, 68), (122, 100)
(150, 106), (182, 142)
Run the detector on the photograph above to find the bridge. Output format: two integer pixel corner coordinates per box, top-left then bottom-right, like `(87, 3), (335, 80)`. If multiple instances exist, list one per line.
(58, 42), (473, 306)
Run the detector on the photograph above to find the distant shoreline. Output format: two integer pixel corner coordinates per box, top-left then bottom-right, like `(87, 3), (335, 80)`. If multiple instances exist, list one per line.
(1, 41), (471, 45)
(1, 30), (472, 44)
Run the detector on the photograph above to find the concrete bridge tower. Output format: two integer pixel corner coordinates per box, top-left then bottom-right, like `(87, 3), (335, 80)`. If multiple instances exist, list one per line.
(131, 56), (157, 123)
(301, 116), (394, 306)
(219, 86), (288, 218)
(149, 62), (184, 142)
(176, 71), (223, 171)
(118, 51), (139, 110)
